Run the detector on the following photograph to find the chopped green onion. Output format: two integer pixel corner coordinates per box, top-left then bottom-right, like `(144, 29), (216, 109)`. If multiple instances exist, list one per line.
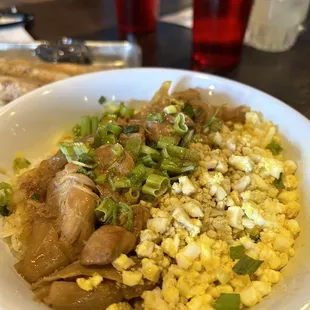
(122, 125), (140, 135)
(230, 245), (245, 260)
(80, 116), (92, 137)
(142, 154), (159, 168)
(173, 113), (188, 136)
(98, 96), (106, 104)
(161, 148), (171, 159)
(95, 198), (133, 230)
(106, 123), (122, 137)
(78, 152), (97, 168)
(183, 103), (195, 119)
(266, 140), (283, 155)
(125, 137), (142, 159)
(72, 124), (81, 138)
(91, 116), (99, 135)
(130, 163), (147, 185)
(92, 127), (106, 149)
(100, 114), (118, 125)
(166, 145), (200, 162)
(125, 188), (140, 204)
(214, 293), (240, 310)
(119, 102), (134, 119)
(95, 174), (107, 185)
(118, 202), (134, 231)
(163, 105), (177, 114)
(95, 197), (118, 224)
(147, 113), (163, 122)
(142, 174), (170, 197)
(140, 145), (161, 161)
(204, 106), (222, 133)
(180, 129), (195, 147)
(13, 157), (31, 173)
(157, 136), (179, 149)
(103, 134), (117, 145)
(114, 176), (131, 189)
(274, 173), (285, 189)
(0, 182), (12, 216)
(76, 167), (96, 180)
(111, 143), (124, 157)
(161, 158), (196, 174)
(233, 255), (263, 275)
(59, 141), (89, 164)
(102, 103), (119, 115)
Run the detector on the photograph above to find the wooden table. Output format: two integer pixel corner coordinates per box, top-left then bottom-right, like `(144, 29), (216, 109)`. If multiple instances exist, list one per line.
(14, 0), (310, 119)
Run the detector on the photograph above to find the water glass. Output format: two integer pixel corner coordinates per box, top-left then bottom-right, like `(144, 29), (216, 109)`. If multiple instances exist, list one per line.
(245, 0), (310, 52)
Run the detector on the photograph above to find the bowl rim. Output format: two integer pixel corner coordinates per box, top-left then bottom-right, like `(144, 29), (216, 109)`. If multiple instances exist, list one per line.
(0, 67), (309, 124)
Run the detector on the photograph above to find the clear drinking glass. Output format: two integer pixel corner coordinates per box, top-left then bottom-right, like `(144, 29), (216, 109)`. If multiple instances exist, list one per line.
(245, 0), (310, 52)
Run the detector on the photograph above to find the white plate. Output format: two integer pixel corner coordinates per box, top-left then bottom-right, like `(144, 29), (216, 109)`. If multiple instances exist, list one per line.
(0, 68), (309, 310)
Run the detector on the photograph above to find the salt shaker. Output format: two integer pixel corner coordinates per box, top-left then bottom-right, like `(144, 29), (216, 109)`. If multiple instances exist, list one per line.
(245, 0), (310, 52)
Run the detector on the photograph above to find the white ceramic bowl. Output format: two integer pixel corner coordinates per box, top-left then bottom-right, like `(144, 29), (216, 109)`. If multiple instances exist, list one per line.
(0, 68), (309, 310)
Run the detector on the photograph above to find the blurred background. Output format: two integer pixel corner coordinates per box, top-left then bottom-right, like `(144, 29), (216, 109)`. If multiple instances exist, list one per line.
(0, 0), (310, 117)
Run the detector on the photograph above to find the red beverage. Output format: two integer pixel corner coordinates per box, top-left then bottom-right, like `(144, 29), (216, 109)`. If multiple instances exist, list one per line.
(115, 0), (160, 33)
(192, 0), (253, 72)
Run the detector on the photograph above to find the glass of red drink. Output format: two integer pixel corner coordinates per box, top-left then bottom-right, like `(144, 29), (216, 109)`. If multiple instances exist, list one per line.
(192, 0), (253, 72)
(115, 0), (160, 33)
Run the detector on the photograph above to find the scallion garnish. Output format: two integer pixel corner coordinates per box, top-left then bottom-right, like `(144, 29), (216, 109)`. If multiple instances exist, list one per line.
(114, 176), (131, 189)
(214, 293), (240, 310)
(95, 197), (118, 224)
(76, 167), (96, 180)
(111, 143), (124, 157)
(119, 102), (134, 119)
(103, 133), (117, 145)
(98, 96), (106, 104)
(130, 163), (147, 185)
(94, 174), (107, 185)
(95, 198), (133, 230)
(0, 182), (12, 216)
(183, 103), (195, 119)
(13, 157), (31, 173)
(232, 255), (263, 275)
(266, 140), (282, 155)
(147, 113), (163, 122)
(140, 145), (161, 161)
(161, 158), (196, 174)
(230, 245), (245, 260)
(122, 125), (140, 135)
(163, 105), (177, 115)
(80, 116), (92, 137)
(142, 154), (159, 168)
(173, 113), (188, 136)
(157, 136), (178, 149)
(59, 142), (91, 166)
(180, 129), (195, 147)
(203, 106), (222, 133)
(142, 174), (170, 197)
(166, 145), (200, 162)
(274, 172), (285, 189)
(125, 137), (142, 159)
(125, 188), (140, 204)
(90, 116), (99, 135)
(106, 123), (122, 137)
